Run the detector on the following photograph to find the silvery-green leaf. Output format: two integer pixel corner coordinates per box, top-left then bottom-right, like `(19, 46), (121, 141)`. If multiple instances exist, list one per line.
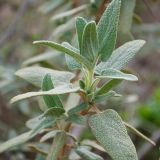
(26, 115), (42, 130)
(63, 42), (81, 70)
(10, 84), (80, 104)
(81, 21), (99, 62)
(119, 0), (136, 34)
(96, 79), (122, 95)
(42, 74), (63, 108)
(40, 130), (61, 142)
(89, 109), (138, 160)
(96, 40), (146, 72)
(76, 17), (87, 49)
(30, 116), (56, 137)
(95, 90), (121, 102)
(76, 147), (104, 160)
(96, 68), (138, 81)
(15, 66), (74, 88)
(97, 0), (121, 61)
(22, 52), (59, 66)
(51, 4), (88, 21)
(0, 131), (33, 153)
(33, 41), (92, 70)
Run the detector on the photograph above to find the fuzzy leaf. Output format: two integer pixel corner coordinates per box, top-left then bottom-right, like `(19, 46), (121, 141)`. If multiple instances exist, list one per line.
(30, 116), (56, 137)
(119, 0), (136, 34)
(76, 17), (87, 49)
(81, 21), (99, 62)
(42, 74), (63, 108)
(33, 40), (92, 69)
(15, 66), (74, 88)
(10, 84), (80, 104)
(96, 68), (138, 81)
(89, 109), (138, 160)
(96, 79), (122, 95)
(96, 40), (146, 72)
(0, 131), (33, 153)
(63, 42), (81, 70)
(76, 147), (104, 160)
(97, 0), (121, 61)
(40, 130), (61, 142)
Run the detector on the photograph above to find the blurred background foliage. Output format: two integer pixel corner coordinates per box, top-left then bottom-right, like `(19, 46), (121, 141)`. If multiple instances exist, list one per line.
(0, 0), (160, 159)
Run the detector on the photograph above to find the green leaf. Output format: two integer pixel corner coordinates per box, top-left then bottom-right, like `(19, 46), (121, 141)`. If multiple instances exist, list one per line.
(96, 68), (138, 81)
(40, 130), (61, 142)
(33, 40), (92, 69)
(10, 84), (80, 104)
(15, 66), (74, 88)
(96, 79), (122, 95)
(67, 103), (87, 115)
(30, 116), (56, 137)
(76, 17), (87, 49)
(95, 90), (121, 102)
(97, 0), (121, 61)
(42, 74), (63, 108)
(67, 114), (86, 125)
(43, 107), (65, 117)
(96, 40), (146, 72)
(119, 0), (136, 34)
(89, 109), (138, 160)
(63, 42), (81, 70)
(76, 147), (104, 160)
(81, 21), (99, 62)
(0, 131), (33, 153)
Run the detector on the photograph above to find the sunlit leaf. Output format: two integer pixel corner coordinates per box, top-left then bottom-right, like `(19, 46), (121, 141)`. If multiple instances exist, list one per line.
(0, 131), (33, 153)
(10, 84), (80, 104)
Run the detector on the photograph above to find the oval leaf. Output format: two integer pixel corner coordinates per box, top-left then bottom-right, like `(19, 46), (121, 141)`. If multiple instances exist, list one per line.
(89, 109), (138, 160)
(96, 68), (138, 81)
(96, 40), (146, 72)
(15, 66), (74, 88)
(81, 21), (99, 62)
(42, 74), (63, 108)
(76, 17), (87, 49)
(97, 0), (121, 61)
